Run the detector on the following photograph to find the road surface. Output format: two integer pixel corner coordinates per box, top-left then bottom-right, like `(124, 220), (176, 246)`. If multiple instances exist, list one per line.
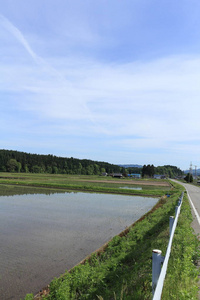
(172, 180), (200, 236)
(172, 180), (200, 299)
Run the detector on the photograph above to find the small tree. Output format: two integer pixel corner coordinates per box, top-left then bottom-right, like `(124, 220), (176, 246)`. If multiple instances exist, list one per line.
(93, 164), (100, 175)
(24, 164), (29, 173)
(16, 162), (22, 173)
(52, 166), (58, 174)
(142, 164), (155, 178)
(184, 173), (193, 183)
(7, 159), (18, 172)
(32, 165), (41, 173)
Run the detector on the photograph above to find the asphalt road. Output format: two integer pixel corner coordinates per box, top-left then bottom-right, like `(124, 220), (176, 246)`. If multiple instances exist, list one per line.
(172, 180), (200, 237)
(172, 180), (200, 299)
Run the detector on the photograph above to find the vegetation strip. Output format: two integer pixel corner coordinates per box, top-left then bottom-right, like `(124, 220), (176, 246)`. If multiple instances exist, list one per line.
(161, 190), (200, 299)
(0, 180), (166, 197)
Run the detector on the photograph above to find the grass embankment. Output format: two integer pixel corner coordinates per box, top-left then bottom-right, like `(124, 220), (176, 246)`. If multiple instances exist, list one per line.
(24, 181), (199, 299)
(0, 173), (170, 197)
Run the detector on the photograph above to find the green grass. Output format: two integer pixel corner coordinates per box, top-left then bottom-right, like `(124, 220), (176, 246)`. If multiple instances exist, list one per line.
(162, 192), (200, 299)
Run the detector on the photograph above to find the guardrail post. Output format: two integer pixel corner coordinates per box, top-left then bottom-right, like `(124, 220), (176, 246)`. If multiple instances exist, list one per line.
(152, 249), (165, 295)
(175, 206), (179, 216)
(169, 216), (174, 236)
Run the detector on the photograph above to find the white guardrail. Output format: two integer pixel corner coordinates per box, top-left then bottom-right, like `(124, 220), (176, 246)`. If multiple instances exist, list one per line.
(152, 192), (184, 299)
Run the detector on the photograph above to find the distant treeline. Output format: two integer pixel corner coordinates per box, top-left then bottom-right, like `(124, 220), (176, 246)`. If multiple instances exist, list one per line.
(141, 164), (183, 178)
(0, 149), (183, 177)
(0, 149), (123, 174)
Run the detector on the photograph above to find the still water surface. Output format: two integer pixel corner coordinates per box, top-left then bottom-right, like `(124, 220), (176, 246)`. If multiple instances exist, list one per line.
(0, 188), (158, 300)
(119, 186), (142, 190)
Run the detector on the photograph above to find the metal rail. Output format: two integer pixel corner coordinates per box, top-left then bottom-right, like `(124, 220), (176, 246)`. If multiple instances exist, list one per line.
(152, 192), (184, 299)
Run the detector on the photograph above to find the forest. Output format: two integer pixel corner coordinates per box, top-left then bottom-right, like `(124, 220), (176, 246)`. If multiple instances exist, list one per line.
(141, 164), (183, 178)
(0, 149), (183, 178)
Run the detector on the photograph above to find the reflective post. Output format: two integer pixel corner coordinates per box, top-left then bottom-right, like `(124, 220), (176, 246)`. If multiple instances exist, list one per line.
(175, 206), (179, 216)
(152, 249), (164, 295)
(169, 216), (174, 236)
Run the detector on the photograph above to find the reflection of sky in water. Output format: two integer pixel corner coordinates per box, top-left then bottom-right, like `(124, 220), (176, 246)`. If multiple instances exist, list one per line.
(0, 192), (155, 231)
(0, 184), (66, 197)
(0, 191), (158, 300)
(119, 186), (142, 190)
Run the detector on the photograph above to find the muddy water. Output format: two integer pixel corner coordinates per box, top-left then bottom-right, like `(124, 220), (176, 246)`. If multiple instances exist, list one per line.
(0, 188), (158, 300)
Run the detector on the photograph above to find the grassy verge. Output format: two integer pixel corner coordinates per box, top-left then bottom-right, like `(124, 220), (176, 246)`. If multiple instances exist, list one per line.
(24, 182), (198, 300)
(162, 191), (200, 299)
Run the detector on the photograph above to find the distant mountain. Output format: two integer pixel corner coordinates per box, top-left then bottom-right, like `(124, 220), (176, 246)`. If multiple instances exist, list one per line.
(184, 169), (200, 175)
(118, 164), (143, 168)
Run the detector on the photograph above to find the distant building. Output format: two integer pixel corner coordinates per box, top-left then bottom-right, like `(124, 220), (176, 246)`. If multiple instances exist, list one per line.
(154, 174), (166, 179)
(128, 173), (141, 179)
(101, 172), (107, 176)
(112, 173), (123, 178)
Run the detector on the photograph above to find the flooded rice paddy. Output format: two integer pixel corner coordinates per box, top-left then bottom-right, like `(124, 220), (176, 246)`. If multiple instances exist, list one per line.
(0, 185), (158, 300)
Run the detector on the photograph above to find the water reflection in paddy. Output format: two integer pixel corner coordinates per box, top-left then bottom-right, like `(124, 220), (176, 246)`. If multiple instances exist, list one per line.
(119, 186), (142, 190)
(0, 187), (158, 300)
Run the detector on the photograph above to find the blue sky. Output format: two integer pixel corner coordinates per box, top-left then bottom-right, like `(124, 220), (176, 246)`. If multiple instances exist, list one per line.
(1, 0), (200, 170)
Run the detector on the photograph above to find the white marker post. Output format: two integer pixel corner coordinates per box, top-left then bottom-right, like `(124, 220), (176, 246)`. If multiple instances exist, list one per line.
(152, 249), (164, 295)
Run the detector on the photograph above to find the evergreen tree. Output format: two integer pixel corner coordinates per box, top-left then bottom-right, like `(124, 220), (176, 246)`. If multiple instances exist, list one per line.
(184, 173), (193, 183)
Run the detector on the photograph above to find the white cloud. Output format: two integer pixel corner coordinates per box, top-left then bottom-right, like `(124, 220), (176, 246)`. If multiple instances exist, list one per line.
(1, 46), (200, 140)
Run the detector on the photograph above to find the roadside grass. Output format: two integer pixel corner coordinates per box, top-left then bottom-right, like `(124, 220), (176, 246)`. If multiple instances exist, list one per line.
(161, 191), (200, 299)
(24, 183), (189, 299)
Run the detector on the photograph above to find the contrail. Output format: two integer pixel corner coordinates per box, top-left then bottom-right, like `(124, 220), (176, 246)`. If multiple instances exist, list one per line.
(0, 14), (70, 80)
(0, 13), (41, 64)
(0, 13), (101, 126)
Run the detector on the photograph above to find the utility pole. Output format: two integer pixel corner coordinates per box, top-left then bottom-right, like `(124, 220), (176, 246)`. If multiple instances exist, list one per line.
(190, 162), (192, 174)
(189, 162), (192, 182)
(195, 165), (197, 180)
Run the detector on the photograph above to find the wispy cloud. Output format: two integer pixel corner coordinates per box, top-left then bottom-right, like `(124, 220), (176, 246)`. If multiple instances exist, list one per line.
(0, 14), (40, 64)
(0, 13), (95, 121)
(1, 42), (200, 142)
